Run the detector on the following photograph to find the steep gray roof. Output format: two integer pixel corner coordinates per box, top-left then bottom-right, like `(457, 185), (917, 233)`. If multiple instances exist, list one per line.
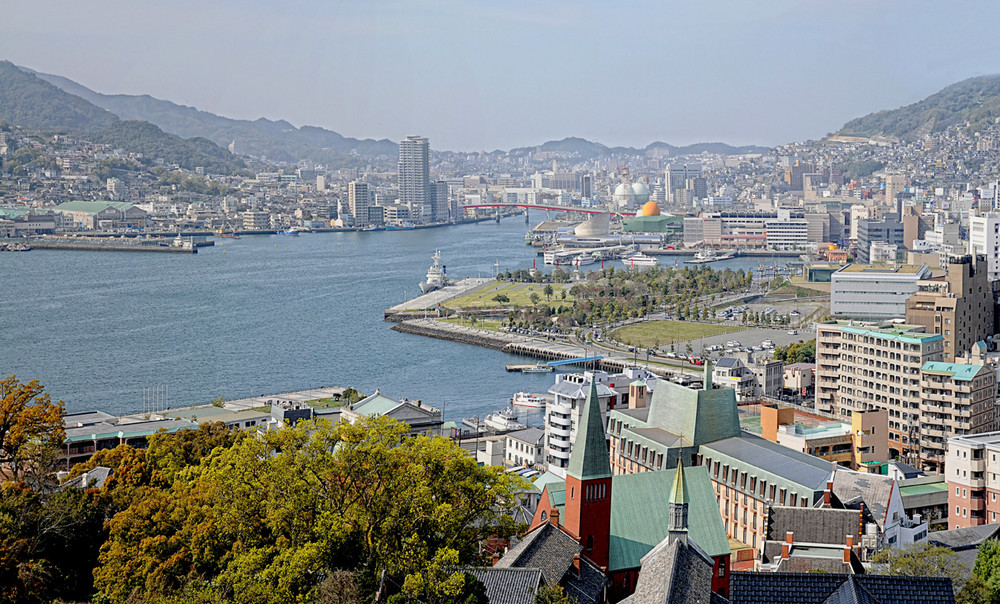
(833, 471), (895, 531)
(629, 538), (715, 604)
(567, 378), (612, 480)
(507, 428), (545, 446)
(766, 506), (860, 548)
(496, 522), (581, 587)
(927, 523), (1000, 550)
(463, 567), (542, 604)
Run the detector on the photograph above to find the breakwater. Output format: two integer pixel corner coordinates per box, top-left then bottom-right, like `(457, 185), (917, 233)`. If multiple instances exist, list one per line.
(23, 238), (203, 253)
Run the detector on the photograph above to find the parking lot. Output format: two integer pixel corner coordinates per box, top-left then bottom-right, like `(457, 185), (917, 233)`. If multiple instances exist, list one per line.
(664, 326), (813, 360)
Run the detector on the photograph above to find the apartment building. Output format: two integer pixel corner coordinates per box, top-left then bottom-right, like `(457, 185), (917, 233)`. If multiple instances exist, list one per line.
(920, 363), (998, 472)
(814, 322), (943, 462)
(946, 433), (999, 529)
(754, 404), (888, 471)
(905, 254), (994, 362)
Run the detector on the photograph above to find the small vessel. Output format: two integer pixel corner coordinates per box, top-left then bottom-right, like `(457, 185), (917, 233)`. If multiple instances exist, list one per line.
(217, 232), (240, 239)
(483, 406), (528, 432)
(419, 250), (451, 294)
(572, 253), (596, 268)
(622, 252), (659, 269)
(521, 363), (554, 373)
(385, 222), (416, 231)
(510, 392), (551, 408)
(685, 249), (734, 264)
(0, 242), (32, 252)
(278, 228), (300, 236)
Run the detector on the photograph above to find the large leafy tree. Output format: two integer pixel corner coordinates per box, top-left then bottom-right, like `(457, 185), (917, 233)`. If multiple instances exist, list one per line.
(0, 375), (65, 481)
(871, 542), (969, 593)
(94, 417), (525, 603)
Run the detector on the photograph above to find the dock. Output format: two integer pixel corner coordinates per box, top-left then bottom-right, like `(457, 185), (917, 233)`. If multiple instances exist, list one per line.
(384, 278), (492, 320)
(393, 318), (673, 376)
(21, 237), (207, 253)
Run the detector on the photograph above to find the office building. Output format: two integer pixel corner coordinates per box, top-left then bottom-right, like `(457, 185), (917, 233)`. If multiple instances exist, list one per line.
(830, 264), (933, 321)
(398, 135), (430, 222)
(857, 216), (904, 263)
(905, 255), (994, 361)
(968, 211), (1000, 281)
(665, 164), (701, 203)
(428, 180), (449, 223)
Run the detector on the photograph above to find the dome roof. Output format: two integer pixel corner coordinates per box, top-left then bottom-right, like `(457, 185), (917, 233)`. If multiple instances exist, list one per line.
(641, 201), (661, 217)
(614, 182), (633, 197)
(631, 182), (649, 196)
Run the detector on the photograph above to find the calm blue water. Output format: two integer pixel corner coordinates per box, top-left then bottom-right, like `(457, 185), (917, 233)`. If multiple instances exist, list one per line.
(0, 220), (792, 423)
(1, 219), (557, 423)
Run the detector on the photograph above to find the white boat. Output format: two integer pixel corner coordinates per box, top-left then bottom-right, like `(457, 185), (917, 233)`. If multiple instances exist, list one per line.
(510, 392), (551, 408)
(622, 252), (659, 269)
(419, 250), (451, 294)
(521, 363), (554, 373)
(685, 249), (734, 264)
(483, 406), (528, 432)
(572, 253), (596, 268)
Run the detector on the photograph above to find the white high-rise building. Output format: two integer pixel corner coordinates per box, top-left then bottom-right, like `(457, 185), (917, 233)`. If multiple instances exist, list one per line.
(398, 135), (430, 222)
(969, 211), (1000, 281)
(664, 164), (702, 203)
(349, 181), (370, 228)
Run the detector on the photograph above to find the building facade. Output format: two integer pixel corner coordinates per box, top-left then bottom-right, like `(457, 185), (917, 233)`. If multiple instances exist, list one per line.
(398, 135), (430, 222)
(830, 264), (932, 321)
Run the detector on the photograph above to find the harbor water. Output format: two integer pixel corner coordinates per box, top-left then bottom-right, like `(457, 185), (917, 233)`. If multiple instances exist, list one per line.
(1, 218), (790, 424)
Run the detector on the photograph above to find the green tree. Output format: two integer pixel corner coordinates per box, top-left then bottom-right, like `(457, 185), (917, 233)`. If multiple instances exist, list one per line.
(535, 585), (574, 604)
(93, 418), (525, 603)
(543, 284), (554, 301)
(971, 540), (1000, 603)
(871, 542), (970, 593)
(529, 292), (541, 306)
(492, 293), (510, 304)
(0, 375), (65, 481)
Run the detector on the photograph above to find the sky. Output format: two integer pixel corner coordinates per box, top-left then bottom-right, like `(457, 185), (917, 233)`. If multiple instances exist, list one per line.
(3, 0), (1000, 151)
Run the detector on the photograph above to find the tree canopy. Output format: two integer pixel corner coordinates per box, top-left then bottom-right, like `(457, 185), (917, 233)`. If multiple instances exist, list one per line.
(0, 375), (64, 482)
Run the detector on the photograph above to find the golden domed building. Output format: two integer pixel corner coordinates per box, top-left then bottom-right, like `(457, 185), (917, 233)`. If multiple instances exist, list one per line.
(623, 200), (680, 234)
(640, 201), (661, 217)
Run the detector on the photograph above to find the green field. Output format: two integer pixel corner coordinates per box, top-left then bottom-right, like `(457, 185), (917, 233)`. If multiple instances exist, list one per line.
(611, 320), (746, 348)
(443, 280), (574, 309)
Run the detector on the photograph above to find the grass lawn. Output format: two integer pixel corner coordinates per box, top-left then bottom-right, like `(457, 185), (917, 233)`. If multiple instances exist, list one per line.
(443, 280), (574, 309)
(611, 320), (746, 348)
(769, 283), (827, 297)
(439, 317), (504, 332)
(305, 398), (347, 409)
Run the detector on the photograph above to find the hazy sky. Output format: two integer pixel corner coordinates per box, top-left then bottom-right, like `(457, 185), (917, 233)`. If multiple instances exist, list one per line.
(3, 0), (999, 151)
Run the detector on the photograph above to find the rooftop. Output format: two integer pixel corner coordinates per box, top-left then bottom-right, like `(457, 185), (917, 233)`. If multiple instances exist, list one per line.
(701, 433), (833, 495)
(921, 361), (986, 381)
(837, 263), (927, 274)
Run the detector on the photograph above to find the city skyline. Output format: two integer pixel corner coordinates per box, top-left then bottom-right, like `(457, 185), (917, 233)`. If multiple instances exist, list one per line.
(4, 1), (1000, 151)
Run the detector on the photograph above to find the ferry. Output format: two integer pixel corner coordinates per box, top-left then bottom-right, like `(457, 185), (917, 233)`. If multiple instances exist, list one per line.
(419, 250), (451, 294)
(685, 249), (734, 264)
(483, 406), (528, 432)
(572, 253), (597, 268)
(622, 252), (659, 269)
(278, 228), (300, 236)
(521, 363), (554, 373)
(510, 392), (551, 408)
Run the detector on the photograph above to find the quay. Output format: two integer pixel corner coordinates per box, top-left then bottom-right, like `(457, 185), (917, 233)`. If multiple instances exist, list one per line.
(392, 318), (673, 376)
(19, 236), (211, 253)
(384, 277), (492, 320)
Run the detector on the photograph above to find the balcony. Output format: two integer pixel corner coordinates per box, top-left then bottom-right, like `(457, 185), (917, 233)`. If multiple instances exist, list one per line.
(550, 425), (571, 439)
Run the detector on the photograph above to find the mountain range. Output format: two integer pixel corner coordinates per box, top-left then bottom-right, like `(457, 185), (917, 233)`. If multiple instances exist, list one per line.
(0, 61), (247, 174)
(6, 61), (1000, 170)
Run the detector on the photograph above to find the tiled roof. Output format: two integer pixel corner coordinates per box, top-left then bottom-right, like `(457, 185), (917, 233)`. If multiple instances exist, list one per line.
(567, 378), (612, 480)
(765, 507), (860, 550)
(629, 538), (715, 604)
(463, 567), (541, 604)
(495, 522), (581, 587)
(507, 428), (545, 446)
(562, 556), (607, 604)
(833, 471), (895, 531)
(728, 572), (955, 604)
(927, 523), (1000, 550)
(351, 393), (402, 417)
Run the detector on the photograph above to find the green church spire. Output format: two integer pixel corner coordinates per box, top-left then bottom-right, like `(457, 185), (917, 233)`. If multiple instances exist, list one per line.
(566, 376), (612, 480)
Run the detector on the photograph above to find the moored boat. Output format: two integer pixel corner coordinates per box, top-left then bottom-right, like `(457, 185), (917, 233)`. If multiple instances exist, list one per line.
(419, 250), (451, 293)
(510, 392), (551, 408)
(622, 252), (659, 268)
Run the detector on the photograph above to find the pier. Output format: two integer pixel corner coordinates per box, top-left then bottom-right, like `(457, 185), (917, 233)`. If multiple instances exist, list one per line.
(20, 236), (207, 253)
(392, 318), (673, 376)
(384, 278), (492, 320)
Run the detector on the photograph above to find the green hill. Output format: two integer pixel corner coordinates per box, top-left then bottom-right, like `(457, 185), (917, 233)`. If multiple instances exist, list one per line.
(838, 75), (1000, 140)
(0, 61), (246, 174)
(0, 60), (118, 131)
(33, 69), (397, 163)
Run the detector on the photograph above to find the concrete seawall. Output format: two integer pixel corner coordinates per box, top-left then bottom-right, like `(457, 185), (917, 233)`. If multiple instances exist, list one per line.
(24, 239), (199, 253)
